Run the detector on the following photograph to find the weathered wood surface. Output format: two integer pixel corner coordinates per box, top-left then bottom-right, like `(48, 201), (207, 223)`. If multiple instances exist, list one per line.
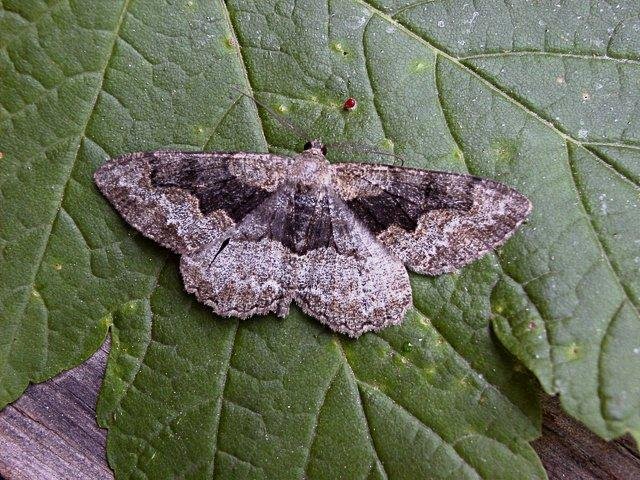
(532, 402), (640, 480)
(0, 342), (112, 480)
(0, 340), (638, 480)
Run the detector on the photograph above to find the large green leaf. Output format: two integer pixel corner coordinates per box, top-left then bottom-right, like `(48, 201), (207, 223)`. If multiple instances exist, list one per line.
(0, 0), (637, 478)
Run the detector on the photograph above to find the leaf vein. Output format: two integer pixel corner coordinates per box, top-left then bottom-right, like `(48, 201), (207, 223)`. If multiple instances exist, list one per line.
(203, 94), (243, 150)
(361, 14), (395, 154)
(210, 321), (239, 475)
(218, 0), (269, 149)
(300, 360), (343, 478)
(216, 449), (265, 474)
(459, 50), (640, 66)
(597, 300), (627, 426)
(566, 142), (640, 315)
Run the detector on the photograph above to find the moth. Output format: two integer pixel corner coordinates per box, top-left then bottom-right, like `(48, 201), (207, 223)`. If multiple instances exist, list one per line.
(94, 140), (531, 337)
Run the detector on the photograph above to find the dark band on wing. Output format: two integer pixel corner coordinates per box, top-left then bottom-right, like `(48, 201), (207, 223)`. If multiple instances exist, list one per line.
(346, 176), (476, 235)
(237, 186), (337, 255)
(150, 155), (270, 222)
(279, 187), (334, 253)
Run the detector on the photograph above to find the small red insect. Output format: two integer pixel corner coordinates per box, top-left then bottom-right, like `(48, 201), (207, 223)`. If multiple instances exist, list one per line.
(342, 97), (357, 111)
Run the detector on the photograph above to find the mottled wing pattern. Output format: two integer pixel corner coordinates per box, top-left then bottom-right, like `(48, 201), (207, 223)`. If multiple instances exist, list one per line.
(179, 185), (303, 321)
(179, 183), (412, 337)
(94, 151), (292, 254)
(96, 148), (529, 337)
(293, 191), (412, 336)
(333, 163), (532, 275)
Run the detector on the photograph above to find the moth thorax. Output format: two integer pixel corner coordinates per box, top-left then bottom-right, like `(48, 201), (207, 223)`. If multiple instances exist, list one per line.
(292, 155), (331, 186)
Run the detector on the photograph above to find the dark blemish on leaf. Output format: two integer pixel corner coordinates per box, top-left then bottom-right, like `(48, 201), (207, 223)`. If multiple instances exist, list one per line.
(401, 341), (413, 353)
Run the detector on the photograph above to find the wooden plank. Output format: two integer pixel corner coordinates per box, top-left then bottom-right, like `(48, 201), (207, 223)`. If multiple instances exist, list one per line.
(0, 341), (638, 479)
(0, 342), (112, 480)
(533, 397), (640, 480)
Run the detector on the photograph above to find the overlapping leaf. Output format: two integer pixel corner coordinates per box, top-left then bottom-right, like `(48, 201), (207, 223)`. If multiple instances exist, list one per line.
(1, 0), (637, 478)
(373, 0), (640, 440)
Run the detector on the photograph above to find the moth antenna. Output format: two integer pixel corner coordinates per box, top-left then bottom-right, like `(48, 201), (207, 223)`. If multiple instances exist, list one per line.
(326, 140), (407, 167)
(230, 85), (312, 143)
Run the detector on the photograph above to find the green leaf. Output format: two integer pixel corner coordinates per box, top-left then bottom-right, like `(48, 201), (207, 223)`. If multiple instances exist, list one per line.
(0, 0), (637, 478)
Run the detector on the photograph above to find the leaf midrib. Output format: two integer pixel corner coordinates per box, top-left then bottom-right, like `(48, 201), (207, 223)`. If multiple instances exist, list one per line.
(459, 50), (640, 67)
(218, 0), (269, 149)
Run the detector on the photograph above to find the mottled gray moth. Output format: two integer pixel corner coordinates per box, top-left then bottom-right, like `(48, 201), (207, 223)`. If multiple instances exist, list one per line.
(94, 140), (531, 337)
